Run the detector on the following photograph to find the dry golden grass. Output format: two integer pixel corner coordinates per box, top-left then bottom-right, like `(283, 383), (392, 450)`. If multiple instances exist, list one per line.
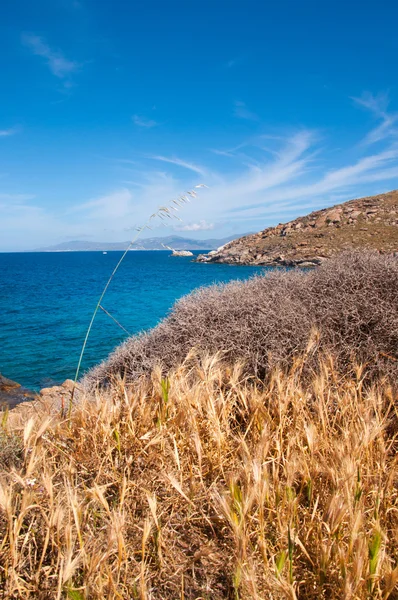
(1, 354), (397, 599)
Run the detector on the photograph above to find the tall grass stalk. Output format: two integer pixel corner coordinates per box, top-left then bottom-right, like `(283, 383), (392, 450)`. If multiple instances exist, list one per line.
(71, 185), (206, 405)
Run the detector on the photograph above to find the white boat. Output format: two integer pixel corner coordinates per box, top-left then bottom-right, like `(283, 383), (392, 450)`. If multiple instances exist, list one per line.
(103, 251), (107, 254)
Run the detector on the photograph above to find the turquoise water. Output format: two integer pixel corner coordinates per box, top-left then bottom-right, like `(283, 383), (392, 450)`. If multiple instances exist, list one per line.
(0, 251), (266, 390)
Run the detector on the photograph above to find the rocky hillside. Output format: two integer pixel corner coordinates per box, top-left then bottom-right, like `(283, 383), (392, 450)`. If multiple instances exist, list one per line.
(197, 190), (398, 266)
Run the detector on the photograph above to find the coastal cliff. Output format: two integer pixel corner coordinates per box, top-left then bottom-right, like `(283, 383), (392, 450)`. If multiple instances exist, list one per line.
(196, 189), (398, 266)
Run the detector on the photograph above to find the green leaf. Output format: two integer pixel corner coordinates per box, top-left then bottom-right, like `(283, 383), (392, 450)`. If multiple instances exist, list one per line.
(275, 550), (287, 577)
(160, 377), (170, 405)
(369, 529), (382, 576)
(66, 590), (85, 600)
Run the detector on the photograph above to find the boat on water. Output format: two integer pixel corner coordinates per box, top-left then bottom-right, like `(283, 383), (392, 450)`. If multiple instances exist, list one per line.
(103, 251), (107, 254)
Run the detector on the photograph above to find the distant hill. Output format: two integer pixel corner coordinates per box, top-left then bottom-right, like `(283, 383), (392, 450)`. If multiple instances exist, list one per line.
(197, 190), (398, 266)
(32, 234), (249, 253)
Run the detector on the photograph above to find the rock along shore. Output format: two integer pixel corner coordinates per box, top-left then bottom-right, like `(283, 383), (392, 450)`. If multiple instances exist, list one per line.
(1, 374), (83, 426)
(0, 373), (37, 410)
(196, 190), (398, 267)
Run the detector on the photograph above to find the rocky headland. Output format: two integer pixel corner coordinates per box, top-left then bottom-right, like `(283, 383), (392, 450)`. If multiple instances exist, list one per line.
(197, 190), (398, 266)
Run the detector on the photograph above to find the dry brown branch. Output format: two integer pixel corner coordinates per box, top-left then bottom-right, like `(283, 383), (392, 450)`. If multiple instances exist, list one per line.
(84, 251), (398, 391)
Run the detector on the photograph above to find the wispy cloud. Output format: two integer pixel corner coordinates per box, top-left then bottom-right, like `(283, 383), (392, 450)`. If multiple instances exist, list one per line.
(0, 127), (20, 137)
(21, 33), (79, 81)
(228, 145), (398, 219)
(70, 189), (134, 221)
(132, 114), (158, 128)
(106, 105), (398, 236)
(5, 90), (398, 250)
(352, 91), (398, 145)
(0, 192), (36, 201)
(234, 100), (259, 121)
(226, 57), (243, 68)
(149, 155), (208, 177)
(175, 220), (214, 231)
(352, 91), (389, 115)
(220, 130), (317, 199)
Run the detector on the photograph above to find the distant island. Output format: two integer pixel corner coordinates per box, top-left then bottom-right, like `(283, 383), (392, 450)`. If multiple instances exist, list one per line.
(197, 190), (398, 266)
(31, 233), (250, 253)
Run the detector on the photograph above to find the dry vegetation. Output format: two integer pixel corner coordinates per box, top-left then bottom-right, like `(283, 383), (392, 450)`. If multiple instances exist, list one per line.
(0, 355), (398, 599)
(1, 250), (398, 599)
(85, 252), (398, 390)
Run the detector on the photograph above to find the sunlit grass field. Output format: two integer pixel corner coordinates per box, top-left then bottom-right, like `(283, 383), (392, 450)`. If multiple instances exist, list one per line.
(1, 353), (397, 599)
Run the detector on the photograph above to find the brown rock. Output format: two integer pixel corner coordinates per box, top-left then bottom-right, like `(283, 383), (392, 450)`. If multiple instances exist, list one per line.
(326, 209), (343, 223)
(315, 214), (328, 228)
(0, 373), (37, 410)
(0, 374), (20, 390)
(39, 379), (83, 413)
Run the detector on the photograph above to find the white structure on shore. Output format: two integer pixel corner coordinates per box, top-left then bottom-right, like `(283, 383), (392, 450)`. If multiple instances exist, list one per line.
(161, 243), (193, 257)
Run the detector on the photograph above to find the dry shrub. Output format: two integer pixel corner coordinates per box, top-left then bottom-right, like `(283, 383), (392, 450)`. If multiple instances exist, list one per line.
(84, 251), (398, 391)
(0, 356), (397, 599)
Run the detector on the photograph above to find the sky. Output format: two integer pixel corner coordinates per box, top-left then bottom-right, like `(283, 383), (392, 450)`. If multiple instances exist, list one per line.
(1, 0), (398, 250)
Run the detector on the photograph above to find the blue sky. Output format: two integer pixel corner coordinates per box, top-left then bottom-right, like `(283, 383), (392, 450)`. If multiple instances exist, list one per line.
(1, 0), (398, 250)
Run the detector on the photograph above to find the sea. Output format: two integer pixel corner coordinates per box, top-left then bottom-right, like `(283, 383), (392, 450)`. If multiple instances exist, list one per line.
(0, 251), (267, 390)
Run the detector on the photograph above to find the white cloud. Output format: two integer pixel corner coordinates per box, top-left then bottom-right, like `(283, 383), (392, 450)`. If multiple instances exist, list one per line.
(215, 130), (316, 201)
(0, 127), (19, 137)
(149, 155), (208, 177)
(22, 33), (79, 79)
(352, 91), (398, 145)
(133, 115), (158, 128)
(70, 188), (134, 221)
(0, 192), (36, 201)
(234, 101), (259, 121)
(223, 143), (398, 220)
(352, 91), (390, 116)
(5, 90), (398, 250)
(175, 220), (214, 231)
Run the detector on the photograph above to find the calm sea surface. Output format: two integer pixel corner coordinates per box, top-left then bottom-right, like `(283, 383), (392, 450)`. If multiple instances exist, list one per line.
(0, 251), (267, 390)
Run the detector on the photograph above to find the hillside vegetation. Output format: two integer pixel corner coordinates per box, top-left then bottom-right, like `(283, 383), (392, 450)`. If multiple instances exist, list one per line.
(1, 355), (398, 599)
(197, 190), (398, 266)
(85, 252), (398, 391)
